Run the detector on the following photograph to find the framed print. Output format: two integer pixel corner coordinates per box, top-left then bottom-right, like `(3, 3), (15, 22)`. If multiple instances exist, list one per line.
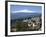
(5, 1), (45, 36)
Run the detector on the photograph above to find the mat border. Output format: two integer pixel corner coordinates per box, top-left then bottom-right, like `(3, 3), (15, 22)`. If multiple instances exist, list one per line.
(5, 1), (45, 36)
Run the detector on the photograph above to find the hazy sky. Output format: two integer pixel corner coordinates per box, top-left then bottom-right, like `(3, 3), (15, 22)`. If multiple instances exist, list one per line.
(10, 5), (42, 13)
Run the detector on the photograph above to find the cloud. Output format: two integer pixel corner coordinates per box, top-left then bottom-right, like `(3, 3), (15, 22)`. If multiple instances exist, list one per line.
(12, 9), (36, 13)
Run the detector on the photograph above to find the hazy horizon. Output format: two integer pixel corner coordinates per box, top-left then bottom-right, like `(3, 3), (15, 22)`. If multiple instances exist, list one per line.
(10, 5), (42, 20)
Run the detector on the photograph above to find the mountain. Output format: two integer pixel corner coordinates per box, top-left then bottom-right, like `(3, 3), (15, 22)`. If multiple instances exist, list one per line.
(11, 12), (41, 20)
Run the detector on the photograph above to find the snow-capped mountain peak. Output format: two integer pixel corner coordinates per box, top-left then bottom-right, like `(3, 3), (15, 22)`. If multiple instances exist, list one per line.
(12, 9), (36, 13)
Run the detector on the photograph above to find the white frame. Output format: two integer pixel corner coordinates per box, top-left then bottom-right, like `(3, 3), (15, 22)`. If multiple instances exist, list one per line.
(7, 2), (45, 35)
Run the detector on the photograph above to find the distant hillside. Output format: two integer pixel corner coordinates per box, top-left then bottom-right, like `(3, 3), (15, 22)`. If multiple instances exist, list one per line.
(11, 12), (41, 20)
